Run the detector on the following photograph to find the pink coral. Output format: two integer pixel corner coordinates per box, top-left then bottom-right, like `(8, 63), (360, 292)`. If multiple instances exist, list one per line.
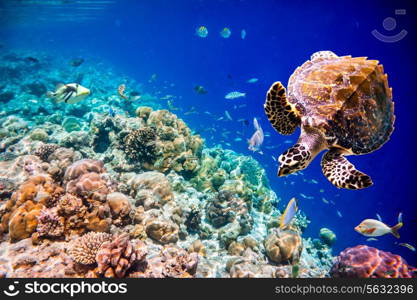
(36, 207), (64, 238)
(94, 233), (146, 278)
(331, 245), (417, 278)
(64, 159), (111, 201)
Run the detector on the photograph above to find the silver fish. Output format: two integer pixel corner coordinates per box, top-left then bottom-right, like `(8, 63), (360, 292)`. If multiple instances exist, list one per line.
(248, 117), (264, 154)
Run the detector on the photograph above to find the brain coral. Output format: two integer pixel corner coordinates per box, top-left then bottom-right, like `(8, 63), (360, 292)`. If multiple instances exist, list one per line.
(331, 245), (417, 278)
(264, 228), (303, 264)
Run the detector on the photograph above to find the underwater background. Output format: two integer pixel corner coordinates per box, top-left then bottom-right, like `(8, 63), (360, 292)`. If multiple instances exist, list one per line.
(0, 0), (416, 277)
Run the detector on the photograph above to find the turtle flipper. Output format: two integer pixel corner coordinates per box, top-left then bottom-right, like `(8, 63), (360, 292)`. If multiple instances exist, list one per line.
(264, 82), (300, 135)
(321, 149), (373, 189)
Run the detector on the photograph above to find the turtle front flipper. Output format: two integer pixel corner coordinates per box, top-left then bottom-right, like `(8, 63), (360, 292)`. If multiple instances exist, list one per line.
(321, 149), (373, 189)
(264, 82), (300, 135)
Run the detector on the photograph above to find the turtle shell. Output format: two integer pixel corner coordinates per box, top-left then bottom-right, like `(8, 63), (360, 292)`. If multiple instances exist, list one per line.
(287, 54), (394, 154)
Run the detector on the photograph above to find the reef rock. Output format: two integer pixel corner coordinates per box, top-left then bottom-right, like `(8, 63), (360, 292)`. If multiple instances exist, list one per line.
(331, 245), (417, 278)
(264, 228), (303, 264)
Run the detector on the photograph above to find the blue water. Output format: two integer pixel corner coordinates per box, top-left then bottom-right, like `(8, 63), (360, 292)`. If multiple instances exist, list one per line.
(1, 0), (416, 265)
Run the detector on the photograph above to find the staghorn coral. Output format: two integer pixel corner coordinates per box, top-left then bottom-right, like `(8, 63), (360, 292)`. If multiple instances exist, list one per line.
(331, 245), (417, 278)
(264, 228), (303, 264)
(68, 232), (112, 265)
(93, 233), (146, 278)
(123, 127), (158, 164)
(36, 207), (64, 238)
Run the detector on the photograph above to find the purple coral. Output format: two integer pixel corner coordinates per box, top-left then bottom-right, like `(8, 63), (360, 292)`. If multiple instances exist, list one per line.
(36, 207), (64, 238)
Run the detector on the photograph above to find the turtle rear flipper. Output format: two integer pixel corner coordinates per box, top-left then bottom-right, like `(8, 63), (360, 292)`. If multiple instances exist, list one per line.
(321, 149), (373, 189)
(264, 82), (300, 135)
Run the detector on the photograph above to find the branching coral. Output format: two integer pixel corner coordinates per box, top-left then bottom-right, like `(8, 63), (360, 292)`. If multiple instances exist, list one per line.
(33, 144), (59, 161)
(36, 207), (64, 238)
(123, 127), (157, 163)
(68, 232), (112, 265)
(94, 233), (146, 278)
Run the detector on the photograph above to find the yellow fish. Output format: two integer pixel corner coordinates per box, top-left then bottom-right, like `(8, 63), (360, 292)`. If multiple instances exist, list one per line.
(47, 83), (90, 104)
(280, 197), (298, 229)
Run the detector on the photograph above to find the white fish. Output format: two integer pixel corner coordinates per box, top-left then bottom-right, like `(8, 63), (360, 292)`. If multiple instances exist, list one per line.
(47, 83), (90, 104)
(337, 210), (343, 218)
(322, 197), (329, 204)
(247, 78), (258, 83)
(311, 179), (319, 184)
(355, 214), (403, 238)
(376, 213), (382, 222)
(225, 91), (246, 100)
(280, 198), (298, 229)
(300, 193), (313, 200)
(248, 117), (264, 154)
(366, 238), (378, 242)
(241, 29), (246, 40)
(225, 110), (233, 121)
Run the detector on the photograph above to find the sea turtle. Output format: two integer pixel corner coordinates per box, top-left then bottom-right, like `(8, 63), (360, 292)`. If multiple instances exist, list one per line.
(264, 51), (394, 189)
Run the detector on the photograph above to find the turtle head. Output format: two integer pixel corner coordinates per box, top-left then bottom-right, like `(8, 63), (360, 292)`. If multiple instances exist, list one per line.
(278, 144), (312, 176)
(277, 126), (327, 177)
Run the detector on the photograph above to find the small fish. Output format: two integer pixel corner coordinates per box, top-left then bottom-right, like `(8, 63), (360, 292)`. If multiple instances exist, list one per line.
(337, 210), (343, 218)
(238, 104), (247, 108)
(398, 243), (416, 252)
(283, 140), (293, 144)
(271, 156), (276, 161)
(311, 179), (318, 184)
(248, 117), (264, 154)
(118, 84), (129, 100)
(216, 117), (224, 121)
(234, 137), (242, 142)
(194, 85), (207, 94)
(366, 238), (378, 242)
(247, 78), (258, 83)
(241, 29), (246, 40)
(300, 193), (313, 200)
(376, 213), (382, 222)
(398, 212), (403, 223)
(355, 213), (403, 238)
(220, 27), (231, 38)
(225, 91), (246, 100)
(225, 110), (233, 121)
(108, 106), (116, 117)
(196, 26), (208, 38)
(70, 57), (84, 67)
(46, 83), (90, 104)
(321, 197), (329, 204)
(319, 189), (325, 193)
(25, 56), (39, 63)
(280, 197), (298, 229)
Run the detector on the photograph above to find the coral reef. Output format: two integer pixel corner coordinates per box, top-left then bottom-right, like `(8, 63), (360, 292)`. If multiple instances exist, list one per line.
(68, 232), (112, 265)
(0, 50), (337, 278)
(319, 227), (336, 246)
(264, 228), (303, 264)
(331, 245), (417, 278)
